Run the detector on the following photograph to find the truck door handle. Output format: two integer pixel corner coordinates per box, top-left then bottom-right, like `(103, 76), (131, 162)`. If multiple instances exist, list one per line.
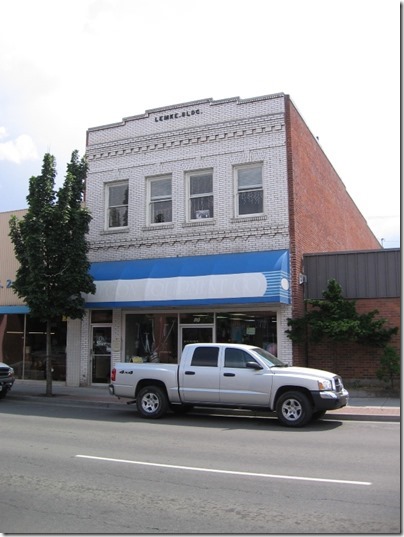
(184, 371), (195, 375)
(223, 372), (235, 377)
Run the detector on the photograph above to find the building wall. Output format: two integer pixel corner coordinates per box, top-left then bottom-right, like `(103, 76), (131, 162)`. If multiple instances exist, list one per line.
(305, 298), (400, 382)
(66, 318), (82, 386)
(80, 94), (298, 384)
(86, 94), (291, 262)
(0, 209), (26, 306)
(284, 96), (382, 365)
(304, 249), (400, 299)
(78, 92), (387, 385)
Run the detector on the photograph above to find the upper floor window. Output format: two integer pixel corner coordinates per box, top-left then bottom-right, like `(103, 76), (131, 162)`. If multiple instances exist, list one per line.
(187, 170), (213, 221)
(106, 182), (128, 229)
(148, 176), (172, 224)
(235, 164), (263, 216)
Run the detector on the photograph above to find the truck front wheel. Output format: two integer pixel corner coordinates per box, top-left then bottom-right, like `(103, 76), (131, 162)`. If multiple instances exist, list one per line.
(137, 386), (168, 419)
(276, 391), (313, 427)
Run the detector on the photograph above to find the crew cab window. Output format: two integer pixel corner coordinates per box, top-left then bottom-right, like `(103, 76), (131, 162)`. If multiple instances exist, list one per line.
(191, 347), (219, 367)
(224, 348), (255, 368)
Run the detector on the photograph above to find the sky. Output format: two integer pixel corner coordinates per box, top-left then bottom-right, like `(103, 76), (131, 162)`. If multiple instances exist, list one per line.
(0, 0), (400, 248)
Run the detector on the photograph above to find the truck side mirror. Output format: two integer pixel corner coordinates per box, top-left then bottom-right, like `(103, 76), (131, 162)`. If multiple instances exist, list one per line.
(246, 361), (262, 370)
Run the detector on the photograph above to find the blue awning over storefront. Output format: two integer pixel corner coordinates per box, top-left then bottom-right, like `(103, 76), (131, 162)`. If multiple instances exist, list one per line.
(0, 306), (30, 314)
(85, 250), (290, 308)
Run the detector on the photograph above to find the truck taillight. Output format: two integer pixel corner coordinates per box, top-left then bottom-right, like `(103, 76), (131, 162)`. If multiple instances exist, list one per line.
(111, 368), (116, 382)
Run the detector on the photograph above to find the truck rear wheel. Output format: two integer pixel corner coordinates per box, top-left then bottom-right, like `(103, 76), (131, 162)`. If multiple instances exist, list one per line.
(137, 386), (168, 419)
(276, 391), (313, 427)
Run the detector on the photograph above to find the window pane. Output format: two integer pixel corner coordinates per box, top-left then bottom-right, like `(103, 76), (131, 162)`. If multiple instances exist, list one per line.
(91, 310), (113, 323)
(238, 167), (262, 189)
(239, 190), (263, 215)
(191, 196), (213, 219)
(109, 184), (128, 206)
(216, 311), (277, 352)
(125, 314), (178, 364)
(225, 348), (253, 368)
(152, 200), (172, 223)
(190, 174), (212, 196)
(109, 206), (128, 227)
(151, 178), (171, 199)
(191, 347), (219, 367)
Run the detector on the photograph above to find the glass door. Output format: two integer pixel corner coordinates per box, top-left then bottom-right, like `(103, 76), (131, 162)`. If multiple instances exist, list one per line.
(91, 326), (112, 383)
(180, 325), (213, 350)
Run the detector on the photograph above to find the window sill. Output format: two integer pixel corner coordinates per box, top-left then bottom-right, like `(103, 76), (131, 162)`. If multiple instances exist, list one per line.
(141, 223), (175, 232)
(230, 215), (267, 223)
(100, 227), (130, 235)
(182, 219), (216, 228)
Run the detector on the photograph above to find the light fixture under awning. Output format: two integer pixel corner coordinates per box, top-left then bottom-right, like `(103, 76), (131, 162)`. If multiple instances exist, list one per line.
(85, 250), (290, 308)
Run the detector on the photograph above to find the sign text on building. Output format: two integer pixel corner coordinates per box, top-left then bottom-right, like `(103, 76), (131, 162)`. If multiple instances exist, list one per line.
(154, 109), (201, 122)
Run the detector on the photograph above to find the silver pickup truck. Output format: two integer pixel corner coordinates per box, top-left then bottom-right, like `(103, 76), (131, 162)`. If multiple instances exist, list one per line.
(0, 362), (15, 399)
(109, 343), (349, 427)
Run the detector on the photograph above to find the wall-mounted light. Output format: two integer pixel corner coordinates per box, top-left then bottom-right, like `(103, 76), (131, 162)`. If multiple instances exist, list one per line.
(299, 273), (307, 285)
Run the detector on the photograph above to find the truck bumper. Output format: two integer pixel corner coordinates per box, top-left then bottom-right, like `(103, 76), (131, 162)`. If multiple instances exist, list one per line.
(108, 384), (115, 396)
(311, 389), (349, 411)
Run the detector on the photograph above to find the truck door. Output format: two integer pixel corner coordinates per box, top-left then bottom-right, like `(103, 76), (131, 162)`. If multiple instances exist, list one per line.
(219, 347), (271, 405)
(179, 346), (220, 404)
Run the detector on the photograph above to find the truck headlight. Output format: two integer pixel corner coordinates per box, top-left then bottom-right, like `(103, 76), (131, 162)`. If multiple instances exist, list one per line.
(318, 379), (333, 391)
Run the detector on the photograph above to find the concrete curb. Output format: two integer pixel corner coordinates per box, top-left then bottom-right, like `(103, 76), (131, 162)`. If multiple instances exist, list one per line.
(5, 385), (400, 422)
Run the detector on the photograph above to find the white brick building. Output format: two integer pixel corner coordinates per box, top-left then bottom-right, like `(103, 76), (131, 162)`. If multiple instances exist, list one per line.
(66, 92), (380, 386)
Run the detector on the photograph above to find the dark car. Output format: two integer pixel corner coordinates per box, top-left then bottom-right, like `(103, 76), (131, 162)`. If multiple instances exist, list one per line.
(0, 362), (15, 398)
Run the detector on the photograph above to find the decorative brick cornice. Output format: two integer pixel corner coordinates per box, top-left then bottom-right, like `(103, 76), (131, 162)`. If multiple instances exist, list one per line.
(86, 115), (285, 161)
(89, 223), (288, 253)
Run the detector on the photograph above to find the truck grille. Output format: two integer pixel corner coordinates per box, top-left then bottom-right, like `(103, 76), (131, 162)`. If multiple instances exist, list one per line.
(334, 376), (344, 393)
(0, 366), (12, 379)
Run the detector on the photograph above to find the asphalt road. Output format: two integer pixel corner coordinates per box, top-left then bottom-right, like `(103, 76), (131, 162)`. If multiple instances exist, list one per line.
(0, 399), (400, 534)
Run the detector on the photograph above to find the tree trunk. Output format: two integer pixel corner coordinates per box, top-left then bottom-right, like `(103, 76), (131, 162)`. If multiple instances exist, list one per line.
(45, 319), (53, 396)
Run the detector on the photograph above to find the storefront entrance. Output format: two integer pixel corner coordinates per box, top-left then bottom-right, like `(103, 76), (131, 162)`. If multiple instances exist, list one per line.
(91, 326), (112, 383)
(180, 325), (214, 349)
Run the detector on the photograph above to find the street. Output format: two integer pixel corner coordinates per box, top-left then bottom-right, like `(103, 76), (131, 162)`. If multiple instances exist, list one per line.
(0, 398), (400, 534)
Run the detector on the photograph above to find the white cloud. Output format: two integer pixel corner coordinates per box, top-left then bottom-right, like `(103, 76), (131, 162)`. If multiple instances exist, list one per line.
(0, 130), (39, 164)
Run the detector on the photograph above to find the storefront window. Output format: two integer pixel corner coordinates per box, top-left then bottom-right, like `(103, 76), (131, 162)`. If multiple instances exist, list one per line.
(0, 314), (67, 380)
(125, 314), (178, 363)
(91, 310), (113, 323)
(216, 311), (277, 355)
(180, 312), (214, 324)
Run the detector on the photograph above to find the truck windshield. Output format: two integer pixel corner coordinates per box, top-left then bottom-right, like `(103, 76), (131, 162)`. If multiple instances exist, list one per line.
(251, 347), (288, 367)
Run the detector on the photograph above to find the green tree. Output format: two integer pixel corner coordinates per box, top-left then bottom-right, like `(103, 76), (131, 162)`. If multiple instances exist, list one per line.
(9, 152), (96, 395)
(376, 346), (400, 389)
(286, 279), (397, 347)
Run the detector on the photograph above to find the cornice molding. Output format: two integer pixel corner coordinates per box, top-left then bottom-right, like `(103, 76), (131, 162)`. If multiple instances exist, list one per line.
(86, 115), (285, 162)
(89, 224), (288, 253)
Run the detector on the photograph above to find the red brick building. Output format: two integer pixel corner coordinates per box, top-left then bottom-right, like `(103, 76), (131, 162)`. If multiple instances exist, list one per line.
(301, 249), (400, 383)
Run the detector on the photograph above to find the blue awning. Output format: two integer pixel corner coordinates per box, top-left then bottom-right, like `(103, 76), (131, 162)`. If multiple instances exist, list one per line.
(85, 250), (290, 308)
(0, 306), (30, 314)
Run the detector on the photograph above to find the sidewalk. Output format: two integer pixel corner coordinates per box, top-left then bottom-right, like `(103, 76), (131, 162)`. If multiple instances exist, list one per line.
(5, 380), (401, 422)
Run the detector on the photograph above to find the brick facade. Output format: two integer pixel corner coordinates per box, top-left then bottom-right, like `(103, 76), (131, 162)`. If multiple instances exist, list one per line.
(284, 96), (382, 366)
(86, 95), (291, 261)
(303, 298), (400, 382)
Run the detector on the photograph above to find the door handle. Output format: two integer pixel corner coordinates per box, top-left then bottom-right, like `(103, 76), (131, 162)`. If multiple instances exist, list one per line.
(223, 372), (235, 377)
(184, 371), (195, 375)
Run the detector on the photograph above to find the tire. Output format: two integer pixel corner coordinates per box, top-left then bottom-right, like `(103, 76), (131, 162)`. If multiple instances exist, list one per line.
(311, 410), (327, 421)
(276, 391), (313, 427)
(0, 389), (7, 399)
(137, 386), (168, 419)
